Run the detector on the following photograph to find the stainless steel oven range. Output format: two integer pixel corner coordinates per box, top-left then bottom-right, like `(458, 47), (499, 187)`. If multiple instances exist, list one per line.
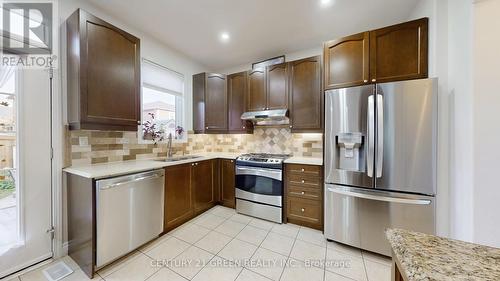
(235, 153), (291, 223)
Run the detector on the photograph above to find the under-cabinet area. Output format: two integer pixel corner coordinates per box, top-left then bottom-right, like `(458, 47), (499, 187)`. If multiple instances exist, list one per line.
(64, 155), (323, 279)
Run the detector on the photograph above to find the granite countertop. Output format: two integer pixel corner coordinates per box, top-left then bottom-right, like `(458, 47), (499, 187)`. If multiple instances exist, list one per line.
(63, 152), (239, 179)
(386, 228), (500, 281)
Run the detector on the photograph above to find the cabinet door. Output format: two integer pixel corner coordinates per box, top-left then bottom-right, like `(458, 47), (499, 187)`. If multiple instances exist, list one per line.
(227, 72), (251, 132)
(247, 68), (267, 111)
(289, 56), (322, 132)
(324, 32), (370, 90)
(220, 159), (235, 208)
(192, 160), (215, 214)
(266, 63), (288, 110)
(369, 18), (428, 83)
(82, 11), (140, 130)
(164, 164), (193, 232)
(192, 73), (206, 134)
(205, 74), (228, 131)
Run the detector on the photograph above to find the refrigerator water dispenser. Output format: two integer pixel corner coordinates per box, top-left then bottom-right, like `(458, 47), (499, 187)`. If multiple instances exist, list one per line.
(336, 133), (363, 171)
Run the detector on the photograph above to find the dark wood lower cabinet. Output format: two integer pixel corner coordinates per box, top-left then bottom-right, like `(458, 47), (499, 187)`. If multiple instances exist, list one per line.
(220, 159), (236, 208)
(164, 163), (193, 232)
(285, 163), (323, 230)
(192, 160), (216, 214)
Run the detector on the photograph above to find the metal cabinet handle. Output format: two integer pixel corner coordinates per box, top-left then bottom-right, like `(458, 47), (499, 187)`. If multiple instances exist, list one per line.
(363, 80), (368, 83)
(327, 187), (431, 205)
(289, 125), (293, 128)
(367, 95), (375, 178)
(243, 126), (246, 129)
(301, 191), (305, 195)
(301, 208), (305, 212)
(301, 180), (305, 183)
(100, 174), (163, 190)
(376, 94), (384, 178)
(205, 127), (208, 129)
(301, 168), (305, 172)
(192, 163), (195, 166)
(372, 79), (376, 82)
(230, 160), (234, 163)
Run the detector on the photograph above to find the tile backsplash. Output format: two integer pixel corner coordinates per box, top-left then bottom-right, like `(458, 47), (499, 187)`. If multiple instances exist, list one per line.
(67, 127), (322, 166)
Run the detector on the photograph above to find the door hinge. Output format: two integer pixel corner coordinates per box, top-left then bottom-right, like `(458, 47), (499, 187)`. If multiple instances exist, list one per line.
(48, 66), (54, 79)
(46, 227), (55, 240)
(50, 147), (54, 160)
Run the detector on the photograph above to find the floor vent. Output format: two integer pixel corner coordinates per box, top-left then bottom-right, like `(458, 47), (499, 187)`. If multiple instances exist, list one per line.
(42, 261), (73, 281)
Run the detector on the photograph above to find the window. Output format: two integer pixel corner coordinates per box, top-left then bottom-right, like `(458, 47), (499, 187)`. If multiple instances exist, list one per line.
(141, 59), (185, 142)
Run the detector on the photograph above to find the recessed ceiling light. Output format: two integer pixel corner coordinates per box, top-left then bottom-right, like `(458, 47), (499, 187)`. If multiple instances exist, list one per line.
(220, 32), (230, 42)
(320, 0), (333, 6)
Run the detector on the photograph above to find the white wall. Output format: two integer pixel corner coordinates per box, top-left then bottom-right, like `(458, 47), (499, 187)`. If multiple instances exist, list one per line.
(473, 0), (500, 248)
(217, 47), (322, 74)
(58, 0), (208, 131)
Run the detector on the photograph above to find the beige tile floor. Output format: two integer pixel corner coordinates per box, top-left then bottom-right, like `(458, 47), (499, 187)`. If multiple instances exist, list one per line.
(9, 206), (392, 281)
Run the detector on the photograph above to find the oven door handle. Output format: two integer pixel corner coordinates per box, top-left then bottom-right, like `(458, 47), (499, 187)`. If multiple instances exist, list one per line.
(236, 166), (282, 181)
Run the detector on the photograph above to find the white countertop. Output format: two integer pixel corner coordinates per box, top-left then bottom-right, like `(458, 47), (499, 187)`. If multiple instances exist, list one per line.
(284, 157), (323, 166)
(63, 152), (239, 179)
(64, 153), (323, 179)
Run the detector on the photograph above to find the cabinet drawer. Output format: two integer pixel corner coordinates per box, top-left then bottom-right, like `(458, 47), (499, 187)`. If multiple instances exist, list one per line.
(287, 197), (321, 224)
(286, 164), (322, 177)
(288, 186), (321, 200)
(287, 174), (322, 189)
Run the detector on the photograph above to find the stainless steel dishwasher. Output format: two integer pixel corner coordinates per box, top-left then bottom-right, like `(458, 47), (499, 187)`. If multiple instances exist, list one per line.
(95, 169), (164, 268)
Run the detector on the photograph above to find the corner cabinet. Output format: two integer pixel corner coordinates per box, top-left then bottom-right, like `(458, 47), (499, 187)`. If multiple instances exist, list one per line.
(66, 9), (141, 131)
(289, 56), (323, 132)
(192, 73), (228, 133)
(324, 18), (428, 90)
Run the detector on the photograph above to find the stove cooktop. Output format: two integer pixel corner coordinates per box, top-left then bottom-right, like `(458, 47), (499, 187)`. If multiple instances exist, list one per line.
(236, 153), (291, 167)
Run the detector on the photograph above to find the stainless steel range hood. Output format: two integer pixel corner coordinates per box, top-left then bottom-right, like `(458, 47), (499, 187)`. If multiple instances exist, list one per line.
(241, 109), (289, 125)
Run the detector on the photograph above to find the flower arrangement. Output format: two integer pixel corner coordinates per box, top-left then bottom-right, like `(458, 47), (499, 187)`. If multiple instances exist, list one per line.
(175, 126), (185, 139)
(142, 113), (164, 144)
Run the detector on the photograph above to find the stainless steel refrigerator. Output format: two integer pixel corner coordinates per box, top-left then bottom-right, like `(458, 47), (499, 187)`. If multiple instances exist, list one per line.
(324, 78), (437, 256)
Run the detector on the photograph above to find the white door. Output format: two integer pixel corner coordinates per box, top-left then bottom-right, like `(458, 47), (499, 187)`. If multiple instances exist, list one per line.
(0, 66), (53, 277)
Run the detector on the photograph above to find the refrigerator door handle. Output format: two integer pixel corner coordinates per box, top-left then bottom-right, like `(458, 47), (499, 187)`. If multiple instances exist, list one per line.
(327, 186), (431, 205)
(367, 95), (375, 178)
(376, 94), (384, 178)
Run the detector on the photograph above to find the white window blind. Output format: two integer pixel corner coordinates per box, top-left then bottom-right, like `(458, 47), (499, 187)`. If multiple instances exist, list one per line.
(142, 59), (184, 96)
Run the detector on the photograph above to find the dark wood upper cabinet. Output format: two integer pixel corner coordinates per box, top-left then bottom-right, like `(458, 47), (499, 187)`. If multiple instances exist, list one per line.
(227, 72), (252, 133)
(324, 32), (370, 90)
(323, 18), (428, 89)
(193, 73), (206, 134)
(67, 9), (140, 131)
(192, 160), (216, 214)
(164, 164), (193, 232)
(205, 74), (228, 131)
(192, 72), (227, 133)
(220, 159), (236, 208)
(369, 18), (428, 83)
(247, 68), (267, 111)
(289, 56), (323, 132)
(266, 63), (289, 110)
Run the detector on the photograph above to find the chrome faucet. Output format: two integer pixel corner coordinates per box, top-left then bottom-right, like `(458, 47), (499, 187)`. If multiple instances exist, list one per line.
(167, 133), (173, 158)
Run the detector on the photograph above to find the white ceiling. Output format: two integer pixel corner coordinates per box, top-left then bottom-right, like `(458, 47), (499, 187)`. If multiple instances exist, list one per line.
(88, 0), (419, 71)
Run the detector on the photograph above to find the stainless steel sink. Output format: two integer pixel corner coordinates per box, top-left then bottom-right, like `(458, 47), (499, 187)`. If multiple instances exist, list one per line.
(155, 155), (202, 162)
